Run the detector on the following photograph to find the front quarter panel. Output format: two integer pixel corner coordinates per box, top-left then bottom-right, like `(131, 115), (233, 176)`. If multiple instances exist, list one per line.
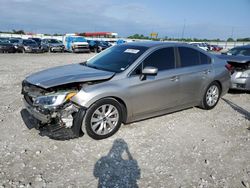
(70, 78), (132, 120)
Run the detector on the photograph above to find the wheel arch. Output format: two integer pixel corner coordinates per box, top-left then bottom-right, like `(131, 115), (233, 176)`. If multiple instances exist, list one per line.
(90, 96), (128, 123)
(213, 80), (222, 92)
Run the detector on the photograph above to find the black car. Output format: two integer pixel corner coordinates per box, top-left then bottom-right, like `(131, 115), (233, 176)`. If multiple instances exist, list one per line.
(223, 45), (250, 56)
(29, 38), (45, 50)
(9, 38), (25, 53)
(41, 39), (65, 52)
(0, 40), (15, 53)
(0, 37), (10, 42)
(87, 40), (111, 53)
(22, 39), (42, 53)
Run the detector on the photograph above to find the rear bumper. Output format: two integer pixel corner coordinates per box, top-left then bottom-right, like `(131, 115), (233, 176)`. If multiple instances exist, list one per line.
(230, 77), (250, 90)
(230, 72), (250, 90)
(51, 46), (64, 52)
(25, 48), (43, 53)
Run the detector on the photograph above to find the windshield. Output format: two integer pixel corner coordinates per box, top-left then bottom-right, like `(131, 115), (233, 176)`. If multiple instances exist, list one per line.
(228, 47), (250, 56)
(85, 45), (148, 73)
(47, 39), (60, 43)
(72, 37), (86, 42)
(23, 40), (37, 45)
(9, 39), (20, 43)
(31, 38), (41, 43)
(0, 41), (9, 44)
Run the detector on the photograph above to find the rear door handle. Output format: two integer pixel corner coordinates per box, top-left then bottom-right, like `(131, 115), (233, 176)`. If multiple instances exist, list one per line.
(170, 76), (179, 81)
(203, 69), (211, 74)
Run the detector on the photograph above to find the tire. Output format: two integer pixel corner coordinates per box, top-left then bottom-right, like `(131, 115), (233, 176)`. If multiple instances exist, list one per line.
(84, 98), (123, 140)
(200, 82), (221, 110)
(22, 48), (25, 53)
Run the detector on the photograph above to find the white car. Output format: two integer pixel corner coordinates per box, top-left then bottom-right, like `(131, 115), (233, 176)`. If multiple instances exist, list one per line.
(189, 42), (209, 51)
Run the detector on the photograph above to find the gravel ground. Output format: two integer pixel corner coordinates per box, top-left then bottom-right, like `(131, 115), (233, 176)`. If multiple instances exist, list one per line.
(0, 53), (249, 188)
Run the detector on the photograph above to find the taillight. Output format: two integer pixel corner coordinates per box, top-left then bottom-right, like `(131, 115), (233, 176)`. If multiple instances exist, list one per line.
(225, 63), (233, 73)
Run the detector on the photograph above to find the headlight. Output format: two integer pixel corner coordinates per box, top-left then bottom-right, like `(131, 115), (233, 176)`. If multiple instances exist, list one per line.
(240, 70), (250, 78)
(33, 92), (76, 108)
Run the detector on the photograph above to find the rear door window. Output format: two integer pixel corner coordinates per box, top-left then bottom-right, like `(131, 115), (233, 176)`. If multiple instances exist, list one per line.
(143, 47), (175, 71)
(200, 52), (211, 64)
(178, 47), (200, 67)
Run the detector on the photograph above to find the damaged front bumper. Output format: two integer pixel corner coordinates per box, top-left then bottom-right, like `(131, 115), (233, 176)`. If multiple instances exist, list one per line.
(23, 97), (51, 123)
(23, 95), (79, 125)
(22, 96), (86, 140)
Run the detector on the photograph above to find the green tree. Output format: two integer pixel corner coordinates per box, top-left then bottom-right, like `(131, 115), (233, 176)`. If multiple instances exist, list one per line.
(227, 38), (234, 42)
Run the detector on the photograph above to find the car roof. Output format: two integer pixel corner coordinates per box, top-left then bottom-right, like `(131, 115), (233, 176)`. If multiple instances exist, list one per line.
(121, 41), (183, 48)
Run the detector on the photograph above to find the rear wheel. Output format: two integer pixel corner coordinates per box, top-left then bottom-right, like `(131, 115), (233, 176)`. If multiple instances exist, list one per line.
(84, 98), (123, 140)
(201, 82), (221, 110)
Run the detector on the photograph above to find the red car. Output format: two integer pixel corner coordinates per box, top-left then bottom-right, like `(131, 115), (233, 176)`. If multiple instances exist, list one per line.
(211, 45), (223, 52)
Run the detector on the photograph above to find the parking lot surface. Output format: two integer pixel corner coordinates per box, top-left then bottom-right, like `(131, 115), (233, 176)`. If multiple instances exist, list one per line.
(0, 53), (249, 188)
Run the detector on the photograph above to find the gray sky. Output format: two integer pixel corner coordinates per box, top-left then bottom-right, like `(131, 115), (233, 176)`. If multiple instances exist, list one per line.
(0, 0), (249, 39)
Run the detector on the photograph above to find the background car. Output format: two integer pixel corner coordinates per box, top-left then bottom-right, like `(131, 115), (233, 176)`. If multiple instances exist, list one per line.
(210, 45), (223, 52)
(22, 39), (42, 53)
(0, 40), (15, 53)
(63, 35), (89, 53)
(218, 45), (250, 91)
(87, 40), (112, 53)
(0, 37), (10, 42)
(189, 42), (209, 51)
(28, 38), (46, 52)
(41, 39), (65, 52)
(9, 38), (25, 53)
(22, 42), (230, 140)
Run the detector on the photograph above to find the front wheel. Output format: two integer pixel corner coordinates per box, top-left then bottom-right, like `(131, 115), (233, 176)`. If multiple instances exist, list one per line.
(84, 98), (123, 140)
(201, 82), (221, 110)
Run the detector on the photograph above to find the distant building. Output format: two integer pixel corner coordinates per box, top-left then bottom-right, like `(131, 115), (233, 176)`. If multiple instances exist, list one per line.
(81, 32), (118, 38)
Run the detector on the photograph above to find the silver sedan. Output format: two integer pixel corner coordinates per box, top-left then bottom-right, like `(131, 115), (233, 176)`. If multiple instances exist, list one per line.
(22, 42), (231, 140)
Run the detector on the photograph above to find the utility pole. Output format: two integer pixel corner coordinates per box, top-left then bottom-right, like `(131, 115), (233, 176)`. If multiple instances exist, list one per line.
(181, 19), (186, 41)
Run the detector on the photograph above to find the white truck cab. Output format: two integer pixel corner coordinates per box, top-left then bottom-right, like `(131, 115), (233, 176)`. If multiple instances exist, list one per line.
(63, 34), (90, 53)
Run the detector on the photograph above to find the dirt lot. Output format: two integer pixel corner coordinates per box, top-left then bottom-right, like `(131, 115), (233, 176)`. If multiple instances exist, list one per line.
(0, 53), (249, 188)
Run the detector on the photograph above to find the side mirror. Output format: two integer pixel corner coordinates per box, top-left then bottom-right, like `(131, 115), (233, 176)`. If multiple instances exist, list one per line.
(142, 66), (158, 75)
(140, 66), (158, 80)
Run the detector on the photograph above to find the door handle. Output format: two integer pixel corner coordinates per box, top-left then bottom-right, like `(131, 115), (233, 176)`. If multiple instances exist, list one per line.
(203, 69), (211, 74)
(170, 76), (179, 81)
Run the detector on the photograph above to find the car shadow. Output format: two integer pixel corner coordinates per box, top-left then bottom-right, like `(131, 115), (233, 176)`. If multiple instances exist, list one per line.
(228, 89), (250, 94)
(20, 109), (38, 129)
(222, 98), (250, 122)
(93, 138), (140, 188)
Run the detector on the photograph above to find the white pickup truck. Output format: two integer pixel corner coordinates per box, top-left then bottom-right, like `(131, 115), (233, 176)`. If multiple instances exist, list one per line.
(63, 35), (90, 53)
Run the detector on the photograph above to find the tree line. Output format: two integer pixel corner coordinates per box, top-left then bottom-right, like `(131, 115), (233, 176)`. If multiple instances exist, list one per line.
(128, 34), (250, 42)
(1, 30), (249, 42)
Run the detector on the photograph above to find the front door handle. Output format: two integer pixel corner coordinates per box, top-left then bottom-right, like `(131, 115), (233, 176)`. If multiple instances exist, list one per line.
(203, 69), (211, 74)
(170, 76), (179, 81)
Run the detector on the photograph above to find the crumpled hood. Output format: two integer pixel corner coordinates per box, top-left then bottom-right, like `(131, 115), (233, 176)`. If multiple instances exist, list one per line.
(25, 63), (115, 89)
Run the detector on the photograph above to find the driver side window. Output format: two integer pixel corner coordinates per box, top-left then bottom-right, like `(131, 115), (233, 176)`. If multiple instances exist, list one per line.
(132, 47), (175, 75)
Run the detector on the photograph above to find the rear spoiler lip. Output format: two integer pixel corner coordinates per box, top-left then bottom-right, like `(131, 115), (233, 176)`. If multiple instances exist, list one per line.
(216, 54), (250, 64)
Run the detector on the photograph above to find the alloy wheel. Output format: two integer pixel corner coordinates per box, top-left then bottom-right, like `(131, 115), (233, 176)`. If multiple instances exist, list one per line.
(90, 104), (119, 135)
(206, 85), (219, 107)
